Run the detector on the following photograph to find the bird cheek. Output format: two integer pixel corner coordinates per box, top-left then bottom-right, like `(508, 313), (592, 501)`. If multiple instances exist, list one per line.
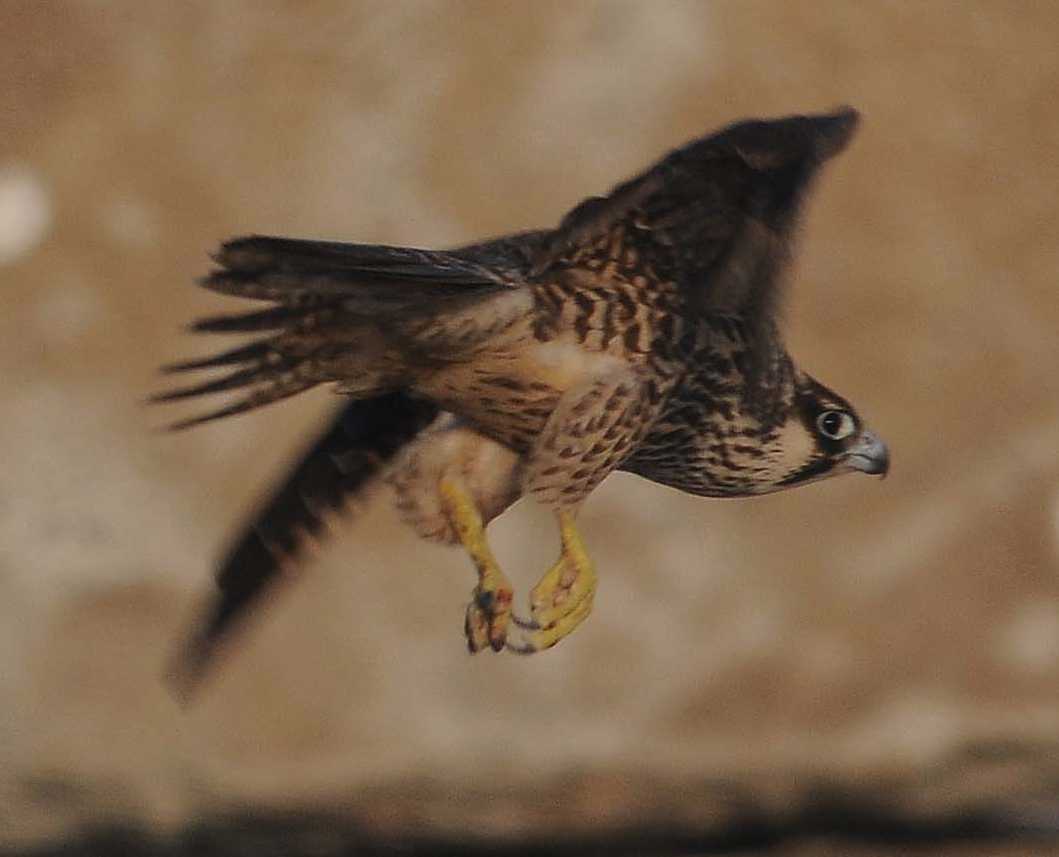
(771, 419), (816, 475)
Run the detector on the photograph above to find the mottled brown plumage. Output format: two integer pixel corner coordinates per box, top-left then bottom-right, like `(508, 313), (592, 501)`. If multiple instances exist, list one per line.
(157, 107), (889, 696)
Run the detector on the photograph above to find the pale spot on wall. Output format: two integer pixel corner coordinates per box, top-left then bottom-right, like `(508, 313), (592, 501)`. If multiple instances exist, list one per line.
(516, 5), (720, 173)
(34, 283), (103, 345)
(994, 602), (1059, 674)
(839, 692), (963, 767)
(102, 197), (159, 248)
(0, 164), (51, 266)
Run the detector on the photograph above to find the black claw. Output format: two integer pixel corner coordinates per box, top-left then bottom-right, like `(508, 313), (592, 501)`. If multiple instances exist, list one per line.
(464, 612), (480, 653)
(510, 613), (540, 631)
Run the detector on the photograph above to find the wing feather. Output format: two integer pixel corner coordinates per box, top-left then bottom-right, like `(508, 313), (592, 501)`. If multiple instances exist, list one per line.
(166, 393), (439, 700)
(204, 235), (509, 303)
(532, 107), (861, 323)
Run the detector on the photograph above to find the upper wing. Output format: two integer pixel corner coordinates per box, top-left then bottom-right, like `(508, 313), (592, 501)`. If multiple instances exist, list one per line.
(532, 107), (860, 324)
(166, 392), (438, 700)
(201, 235), (513, 299)
(151, 235), (534, 429)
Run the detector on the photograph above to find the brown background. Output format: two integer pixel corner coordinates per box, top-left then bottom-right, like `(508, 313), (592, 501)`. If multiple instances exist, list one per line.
(3, 2), (1058, 852)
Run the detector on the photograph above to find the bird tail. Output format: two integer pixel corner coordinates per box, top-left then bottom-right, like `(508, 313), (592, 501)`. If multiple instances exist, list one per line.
(165, 393), (439, 702)
(151, 235), (513, 429)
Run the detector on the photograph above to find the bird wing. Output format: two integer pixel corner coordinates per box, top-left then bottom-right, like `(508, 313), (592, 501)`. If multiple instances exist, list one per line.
(151, 235), (533, 429)
(166, 392), (438, 700)
(201, 234), (513, 298)
(531, 107), (860, 325)
(525, 368), (668, 509)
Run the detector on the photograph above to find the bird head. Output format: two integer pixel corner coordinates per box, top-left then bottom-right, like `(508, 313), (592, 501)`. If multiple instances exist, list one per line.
(769, 372), (889, 490)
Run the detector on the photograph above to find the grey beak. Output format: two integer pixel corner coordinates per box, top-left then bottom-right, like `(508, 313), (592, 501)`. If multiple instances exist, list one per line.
(846, 429), (890, 477)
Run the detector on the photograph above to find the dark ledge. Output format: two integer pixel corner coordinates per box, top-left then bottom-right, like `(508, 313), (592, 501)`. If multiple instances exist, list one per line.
(7, 741), (1059, 856)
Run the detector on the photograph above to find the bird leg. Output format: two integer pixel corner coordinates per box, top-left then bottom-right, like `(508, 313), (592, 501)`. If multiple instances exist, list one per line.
(509, 509), (597, 653)
(438, 477), (513, 652)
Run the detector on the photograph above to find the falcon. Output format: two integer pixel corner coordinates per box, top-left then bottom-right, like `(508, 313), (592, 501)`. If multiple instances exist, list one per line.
(156, 107), (889, 697)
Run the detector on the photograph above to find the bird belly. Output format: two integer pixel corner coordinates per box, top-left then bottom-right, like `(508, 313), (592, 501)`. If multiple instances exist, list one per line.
(417, 337), (627, 452)
(388, 415), (524, 544)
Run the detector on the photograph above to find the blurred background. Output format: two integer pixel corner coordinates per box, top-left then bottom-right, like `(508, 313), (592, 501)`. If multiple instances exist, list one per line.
(3, 2), (1059, 854)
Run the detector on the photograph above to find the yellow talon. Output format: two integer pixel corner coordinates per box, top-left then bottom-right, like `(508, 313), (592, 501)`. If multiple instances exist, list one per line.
(439, 477), (513, 652)
(510, 510), (597, 653)
(438, 483), (596, 655)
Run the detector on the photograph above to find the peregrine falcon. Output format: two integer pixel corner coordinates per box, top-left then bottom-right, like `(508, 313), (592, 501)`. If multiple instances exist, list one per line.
(156, 107), (889, 696)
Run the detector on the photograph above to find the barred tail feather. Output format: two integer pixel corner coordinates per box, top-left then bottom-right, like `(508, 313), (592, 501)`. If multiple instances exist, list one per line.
(153, 234), (515, 428)
(160, 340), (276, 373)
(160, 379), (317, 431)
(150, 334), (326, 430)
(189, 305), (314, 333)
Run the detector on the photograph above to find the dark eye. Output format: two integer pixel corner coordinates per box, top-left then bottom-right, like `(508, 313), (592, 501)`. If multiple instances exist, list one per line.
(816, 409), (855, 440)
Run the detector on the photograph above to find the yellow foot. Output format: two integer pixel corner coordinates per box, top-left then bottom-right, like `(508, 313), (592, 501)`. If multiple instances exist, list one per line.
(439, 477), (513, 652)
(464, 579), (514, 653)
(508, 510), (597, 653)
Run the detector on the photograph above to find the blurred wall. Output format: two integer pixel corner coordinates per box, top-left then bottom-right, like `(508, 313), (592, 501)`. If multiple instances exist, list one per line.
(2, 1), (1058, 846)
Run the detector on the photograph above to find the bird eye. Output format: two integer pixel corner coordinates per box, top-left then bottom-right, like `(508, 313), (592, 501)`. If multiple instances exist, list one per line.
(816, 410), (855, 440)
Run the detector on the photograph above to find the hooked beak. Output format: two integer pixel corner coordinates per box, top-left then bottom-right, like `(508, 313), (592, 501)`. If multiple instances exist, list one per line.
(845, 429), (890, 477)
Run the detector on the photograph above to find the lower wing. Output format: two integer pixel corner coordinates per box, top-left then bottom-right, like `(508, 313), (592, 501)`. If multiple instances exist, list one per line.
(166, 392), (438, 701)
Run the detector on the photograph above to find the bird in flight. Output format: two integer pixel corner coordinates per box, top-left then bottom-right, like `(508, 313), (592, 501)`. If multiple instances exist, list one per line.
(156, 107), (888, 697)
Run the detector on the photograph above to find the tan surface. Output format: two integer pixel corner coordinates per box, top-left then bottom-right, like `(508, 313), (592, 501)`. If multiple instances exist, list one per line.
(3, 1), (1059, 848)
